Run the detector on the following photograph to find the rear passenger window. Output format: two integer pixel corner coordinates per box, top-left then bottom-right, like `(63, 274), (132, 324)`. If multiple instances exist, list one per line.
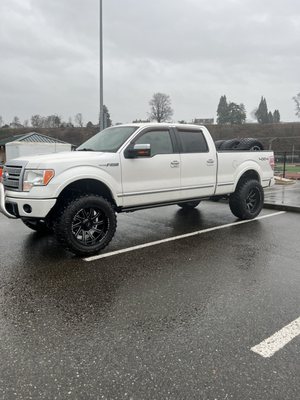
(177, 130), (208, 153)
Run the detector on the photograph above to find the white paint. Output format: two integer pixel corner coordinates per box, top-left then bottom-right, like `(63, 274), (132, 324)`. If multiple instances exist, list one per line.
(251, 317), (300, 358)
(84, 211), (285, 262)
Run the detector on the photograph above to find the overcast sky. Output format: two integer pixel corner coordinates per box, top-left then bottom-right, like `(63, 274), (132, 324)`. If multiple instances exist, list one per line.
(1, 0), (300, 125)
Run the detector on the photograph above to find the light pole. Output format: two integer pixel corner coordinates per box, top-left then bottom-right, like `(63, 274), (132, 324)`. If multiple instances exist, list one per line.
(99, 0), (104, 131)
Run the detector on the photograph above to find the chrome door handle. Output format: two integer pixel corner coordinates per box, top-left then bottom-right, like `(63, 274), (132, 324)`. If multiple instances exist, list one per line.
(206, 159), (215, 165)
(170, 160), (180, 168)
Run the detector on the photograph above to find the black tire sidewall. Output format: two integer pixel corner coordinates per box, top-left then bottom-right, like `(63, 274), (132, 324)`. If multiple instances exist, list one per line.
(55, 195), (116, 256)
(229, 180), (264, 219)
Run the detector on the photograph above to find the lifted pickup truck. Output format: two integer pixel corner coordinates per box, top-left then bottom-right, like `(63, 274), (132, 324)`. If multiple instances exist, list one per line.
(0, 123), (274, 256)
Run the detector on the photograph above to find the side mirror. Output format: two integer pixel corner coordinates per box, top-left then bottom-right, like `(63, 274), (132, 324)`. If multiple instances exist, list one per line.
(124, 143), (151, 158)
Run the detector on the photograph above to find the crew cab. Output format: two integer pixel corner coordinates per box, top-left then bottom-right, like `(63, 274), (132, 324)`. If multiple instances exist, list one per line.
(0, 123), (275, 256)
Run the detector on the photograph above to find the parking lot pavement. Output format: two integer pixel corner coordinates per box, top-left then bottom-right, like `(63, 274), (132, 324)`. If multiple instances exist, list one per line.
(0, 201), (299, 399)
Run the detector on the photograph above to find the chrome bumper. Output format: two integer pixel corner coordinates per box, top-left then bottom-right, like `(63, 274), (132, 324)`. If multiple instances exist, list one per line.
(0, 182), (17, 219)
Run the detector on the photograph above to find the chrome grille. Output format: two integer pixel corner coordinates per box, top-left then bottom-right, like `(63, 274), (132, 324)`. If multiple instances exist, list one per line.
(3, 165), (23, 191)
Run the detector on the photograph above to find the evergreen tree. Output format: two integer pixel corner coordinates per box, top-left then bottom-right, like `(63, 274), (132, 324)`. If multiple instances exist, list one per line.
(255, 96), (269, 123)
(268, 111), (273, 123)
(217, 95), (229, 124)
(292, 93), (300, 118)
(103, 105), (112, 128)
(273, 109), (280, 123)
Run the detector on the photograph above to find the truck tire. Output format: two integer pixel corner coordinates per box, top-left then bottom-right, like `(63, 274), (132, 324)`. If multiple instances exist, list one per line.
(236, 138), (264, 151)
(219, 139), (240, 150)
(53, 194), (117, 256)
(22, 218), (52, 234)
(229, 179), (264, 220)
(177, 200), (201, 209)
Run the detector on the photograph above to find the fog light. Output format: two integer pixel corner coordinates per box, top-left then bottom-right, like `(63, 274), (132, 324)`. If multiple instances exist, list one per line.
(23, 204), (32, 214)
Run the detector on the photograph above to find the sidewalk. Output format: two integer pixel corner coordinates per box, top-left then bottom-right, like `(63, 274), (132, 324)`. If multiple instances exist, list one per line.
(264, 181), (300, 213)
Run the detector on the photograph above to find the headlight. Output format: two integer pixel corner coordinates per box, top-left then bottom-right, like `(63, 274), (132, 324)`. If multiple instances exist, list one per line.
(23, 169), (55, 192)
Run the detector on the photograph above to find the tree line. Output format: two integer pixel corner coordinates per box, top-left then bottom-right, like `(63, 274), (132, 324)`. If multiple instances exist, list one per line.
(217, 95), (280, 125)
(0, 106), (112, 130)
(2, 92), (300, 129)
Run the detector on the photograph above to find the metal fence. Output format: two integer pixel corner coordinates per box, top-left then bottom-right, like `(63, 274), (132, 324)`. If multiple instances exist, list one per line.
(274, 151), (300, 179)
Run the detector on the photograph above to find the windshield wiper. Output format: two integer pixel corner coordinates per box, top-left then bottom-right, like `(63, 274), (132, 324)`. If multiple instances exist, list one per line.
(77, 148), (95, 151)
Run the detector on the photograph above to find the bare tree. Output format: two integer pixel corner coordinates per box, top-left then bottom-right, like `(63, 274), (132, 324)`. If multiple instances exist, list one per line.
(149, 93), (173, 122)
(0, 116), (3, 128)
(31, 115), (44, 128)
(23, 119), (29, 127)
(74, 113), (84, 127)
(293, 93), (300, 118)
(11, 116), (22, 128)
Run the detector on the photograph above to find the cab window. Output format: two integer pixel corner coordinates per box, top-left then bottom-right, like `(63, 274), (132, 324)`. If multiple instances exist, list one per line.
(177, 130), (208, 153)
(135, 130), (174, 156)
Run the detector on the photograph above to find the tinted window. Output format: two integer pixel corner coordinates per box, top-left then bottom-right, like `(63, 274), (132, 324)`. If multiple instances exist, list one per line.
(177, 130), (208, 153)
(135, 130), (173, 156)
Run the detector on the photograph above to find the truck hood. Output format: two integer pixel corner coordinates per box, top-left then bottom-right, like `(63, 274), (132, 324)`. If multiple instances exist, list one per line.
(11, 151), (116, 168)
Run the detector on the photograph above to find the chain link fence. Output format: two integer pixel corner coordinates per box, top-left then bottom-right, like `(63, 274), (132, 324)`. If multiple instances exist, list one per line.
(274, 151), (300, 179)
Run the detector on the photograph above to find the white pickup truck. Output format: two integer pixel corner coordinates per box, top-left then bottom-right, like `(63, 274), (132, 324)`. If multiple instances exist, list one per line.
(0, 123), (274, 256)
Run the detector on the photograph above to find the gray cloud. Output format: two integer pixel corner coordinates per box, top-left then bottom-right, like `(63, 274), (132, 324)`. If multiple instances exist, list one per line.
(0, 0), (300, 125)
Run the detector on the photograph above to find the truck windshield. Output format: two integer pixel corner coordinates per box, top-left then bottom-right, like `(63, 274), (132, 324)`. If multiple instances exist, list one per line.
(77, 126), (138, 152)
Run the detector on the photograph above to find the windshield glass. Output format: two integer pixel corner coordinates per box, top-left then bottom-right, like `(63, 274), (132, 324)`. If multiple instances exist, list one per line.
(77, 126), (138, 152)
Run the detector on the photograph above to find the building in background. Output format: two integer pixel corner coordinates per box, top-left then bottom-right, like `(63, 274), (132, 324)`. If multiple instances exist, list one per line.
(0, 132), (75, 163)
(193, 118), (214, 125)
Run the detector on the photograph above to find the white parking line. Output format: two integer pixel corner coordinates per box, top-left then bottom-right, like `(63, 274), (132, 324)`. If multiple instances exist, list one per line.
(251, 317), (300, 358)
(84, 211), (285, 262)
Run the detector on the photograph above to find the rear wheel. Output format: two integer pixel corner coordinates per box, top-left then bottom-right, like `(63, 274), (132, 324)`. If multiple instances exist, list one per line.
(177, 200), (201, 209)
(22, 218), (52, 234)
(54, 194), (117, 256)
(229, 179), (264, 219)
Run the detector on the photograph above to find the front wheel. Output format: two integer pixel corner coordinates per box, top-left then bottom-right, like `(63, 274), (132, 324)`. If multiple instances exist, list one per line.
(229, 179), (264, 220)
(54, 195), (117, 256)
(177, 200), (201, 209)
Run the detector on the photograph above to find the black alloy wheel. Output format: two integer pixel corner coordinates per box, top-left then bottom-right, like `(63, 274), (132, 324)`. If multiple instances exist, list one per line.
(245, 187), (261, 213)
(54, 194), (117, 256)
(71, 207), (109, 246)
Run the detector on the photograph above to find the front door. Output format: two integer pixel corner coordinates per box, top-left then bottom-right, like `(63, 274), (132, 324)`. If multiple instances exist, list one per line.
(120, 128), (181, 207)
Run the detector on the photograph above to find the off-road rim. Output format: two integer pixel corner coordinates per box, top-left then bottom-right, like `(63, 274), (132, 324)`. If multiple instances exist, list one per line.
(245, 187), (260, 213)
(250, 145), (262, 151)
(71, 207), (109, 246)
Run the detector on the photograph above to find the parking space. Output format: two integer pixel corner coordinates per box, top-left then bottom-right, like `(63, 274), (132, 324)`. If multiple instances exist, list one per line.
(0, 202), (299, 399)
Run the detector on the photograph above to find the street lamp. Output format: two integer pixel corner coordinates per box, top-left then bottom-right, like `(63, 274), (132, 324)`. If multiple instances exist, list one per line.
(99, 0), (104, 131)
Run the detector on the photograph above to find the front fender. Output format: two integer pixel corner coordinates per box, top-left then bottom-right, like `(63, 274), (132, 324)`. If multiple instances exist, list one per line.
(25, 166), (122, 206)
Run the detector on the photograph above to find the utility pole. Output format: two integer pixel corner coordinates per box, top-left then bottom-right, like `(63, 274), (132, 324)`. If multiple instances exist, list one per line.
(99, 0), (104, 131)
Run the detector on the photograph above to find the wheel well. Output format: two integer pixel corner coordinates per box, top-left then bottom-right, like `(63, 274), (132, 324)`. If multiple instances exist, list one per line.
(56, 179), (116, 207)
(237, 170), (260, 187)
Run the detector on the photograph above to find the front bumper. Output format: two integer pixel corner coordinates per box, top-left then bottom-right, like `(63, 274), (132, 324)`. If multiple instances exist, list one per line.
(0, 183), (57, 219)
(0, 182), (17, 218)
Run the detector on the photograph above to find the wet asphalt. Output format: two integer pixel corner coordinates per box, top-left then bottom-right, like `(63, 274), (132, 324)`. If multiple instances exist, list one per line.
(0, 201), (299, 400)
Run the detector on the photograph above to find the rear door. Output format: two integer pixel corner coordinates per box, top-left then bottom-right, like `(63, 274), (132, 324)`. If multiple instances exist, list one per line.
(120, 127), (181, 207)
(175, 128), (217, 199)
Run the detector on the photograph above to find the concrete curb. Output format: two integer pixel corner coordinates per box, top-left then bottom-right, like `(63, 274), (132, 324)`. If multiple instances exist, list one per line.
(263, 203), (300, 213)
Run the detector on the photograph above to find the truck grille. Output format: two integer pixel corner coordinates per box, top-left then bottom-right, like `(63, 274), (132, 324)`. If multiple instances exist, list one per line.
(2, 165), (23, 191)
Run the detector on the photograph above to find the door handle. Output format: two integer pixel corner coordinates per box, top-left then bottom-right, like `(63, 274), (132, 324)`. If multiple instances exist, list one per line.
(170, 160), (180, 168)
(206, 159), (215, 165)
